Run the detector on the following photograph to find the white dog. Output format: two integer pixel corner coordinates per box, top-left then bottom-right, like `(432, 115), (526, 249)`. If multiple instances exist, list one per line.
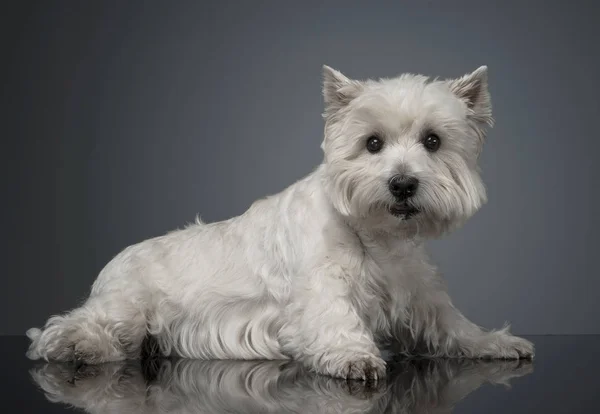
(27, 65), (534, 380)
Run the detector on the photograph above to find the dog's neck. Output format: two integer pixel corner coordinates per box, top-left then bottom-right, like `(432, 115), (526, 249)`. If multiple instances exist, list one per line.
(353, 223), (423, 259)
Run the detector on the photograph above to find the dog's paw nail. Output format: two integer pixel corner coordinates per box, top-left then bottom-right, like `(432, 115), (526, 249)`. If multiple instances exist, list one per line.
(343, 355), (386, 381)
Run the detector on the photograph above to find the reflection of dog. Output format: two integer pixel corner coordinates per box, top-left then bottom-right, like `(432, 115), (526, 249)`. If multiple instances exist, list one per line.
(27, 65), (533, 380)
(31, 357), (533, 414)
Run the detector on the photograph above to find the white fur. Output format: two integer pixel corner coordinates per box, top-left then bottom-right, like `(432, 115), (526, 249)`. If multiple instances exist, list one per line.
(27, 65), (534, 380)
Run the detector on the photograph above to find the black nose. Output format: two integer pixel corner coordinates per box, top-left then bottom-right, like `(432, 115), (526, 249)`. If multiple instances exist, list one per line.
(388, 175), (419, 200)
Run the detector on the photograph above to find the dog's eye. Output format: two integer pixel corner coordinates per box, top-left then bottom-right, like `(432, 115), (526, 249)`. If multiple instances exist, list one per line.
(366, 136), (384, 153)
(423, 134), (441, 152)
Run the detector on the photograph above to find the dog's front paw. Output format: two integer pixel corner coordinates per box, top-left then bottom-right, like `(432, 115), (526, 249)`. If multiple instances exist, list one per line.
(508, 336), (535, 359)
(318, 351), (386, 381)
(475, 333), (535, 360)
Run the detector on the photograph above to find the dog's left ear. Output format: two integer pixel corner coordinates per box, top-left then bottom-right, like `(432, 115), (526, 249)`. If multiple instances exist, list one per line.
(449, 66), (493, 126)
(322, 65), (364, 117)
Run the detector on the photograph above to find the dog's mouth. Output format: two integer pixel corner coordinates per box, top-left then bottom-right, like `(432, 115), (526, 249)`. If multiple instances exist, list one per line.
(389, 203), (420, 219)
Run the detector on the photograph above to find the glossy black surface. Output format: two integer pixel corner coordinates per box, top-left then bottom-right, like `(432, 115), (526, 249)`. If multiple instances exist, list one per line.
(5, 336), (599, 413)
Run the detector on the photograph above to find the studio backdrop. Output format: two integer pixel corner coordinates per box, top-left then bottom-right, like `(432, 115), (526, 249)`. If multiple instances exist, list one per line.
(4, 0), (599, 335)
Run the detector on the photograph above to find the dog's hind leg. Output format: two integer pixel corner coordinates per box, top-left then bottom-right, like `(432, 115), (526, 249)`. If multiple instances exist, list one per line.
(26, 294), (148, 364)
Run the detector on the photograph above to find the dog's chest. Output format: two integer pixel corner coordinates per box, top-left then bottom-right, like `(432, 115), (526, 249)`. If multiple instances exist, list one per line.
(364, 236), (422, 287)
(357, 240), (422, 331)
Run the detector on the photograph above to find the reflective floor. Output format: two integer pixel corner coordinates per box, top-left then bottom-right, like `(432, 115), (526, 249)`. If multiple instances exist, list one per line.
(4, 335), (599, 413)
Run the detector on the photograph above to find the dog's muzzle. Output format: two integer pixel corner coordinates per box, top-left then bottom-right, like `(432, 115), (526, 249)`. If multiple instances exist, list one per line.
(389, 203), (419, 218)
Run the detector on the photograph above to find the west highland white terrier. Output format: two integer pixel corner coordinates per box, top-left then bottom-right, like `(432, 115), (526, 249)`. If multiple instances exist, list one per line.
(27, 65), (534, 380)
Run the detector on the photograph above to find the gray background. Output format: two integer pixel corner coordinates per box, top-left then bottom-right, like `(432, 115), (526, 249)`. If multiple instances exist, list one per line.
(3, 0), (599, 335)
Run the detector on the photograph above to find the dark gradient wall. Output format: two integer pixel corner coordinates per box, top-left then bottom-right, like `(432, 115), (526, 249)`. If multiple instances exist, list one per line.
(4, 1), (599, 335)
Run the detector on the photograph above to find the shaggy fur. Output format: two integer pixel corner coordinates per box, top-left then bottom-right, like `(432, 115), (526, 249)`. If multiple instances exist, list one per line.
(26, 65), (534, 380)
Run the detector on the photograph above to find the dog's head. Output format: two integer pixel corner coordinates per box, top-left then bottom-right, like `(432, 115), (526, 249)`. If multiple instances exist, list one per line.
(321, 65), (493, 237)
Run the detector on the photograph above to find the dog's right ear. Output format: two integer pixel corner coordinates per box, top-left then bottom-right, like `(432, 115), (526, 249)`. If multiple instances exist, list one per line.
(322, 65), (363, 117)
(448, 66), (493, 127)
